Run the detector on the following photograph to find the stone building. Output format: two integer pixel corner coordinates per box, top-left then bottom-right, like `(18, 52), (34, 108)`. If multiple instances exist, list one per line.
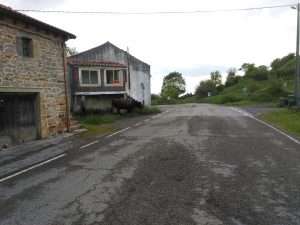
(68, 42), (151, 112)
(0, 4), (76, 146)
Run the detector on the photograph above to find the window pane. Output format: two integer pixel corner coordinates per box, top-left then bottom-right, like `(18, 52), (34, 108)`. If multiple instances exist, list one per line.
(81, 70), (90, 84)
(123, 70), (127, 82)
(90, 71), (98, 84)
(106, 70), (113, 84)
(114, 70), (119, 81)
(22, 38), (32, 57)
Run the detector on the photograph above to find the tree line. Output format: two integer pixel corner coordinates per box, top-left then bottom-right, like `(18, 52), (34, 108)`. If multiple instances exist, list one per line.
(153, 53), (295, 103)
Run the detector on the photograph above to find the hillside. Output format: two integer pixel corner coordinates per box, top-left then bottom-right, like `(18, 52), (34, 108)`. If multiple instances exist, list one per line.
(196, 54), (296, 105)
(151, 53), (297, 106)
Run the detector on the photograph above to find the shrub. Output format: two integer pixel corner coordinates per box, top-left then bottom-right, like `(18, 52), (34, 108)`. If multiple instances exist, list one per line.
(247, 82), (260, 94)
(248, 92), (273, 102)
(266, 78), (289, 97)
(220, 95), (242, 104)
(225, 76), (240, 87)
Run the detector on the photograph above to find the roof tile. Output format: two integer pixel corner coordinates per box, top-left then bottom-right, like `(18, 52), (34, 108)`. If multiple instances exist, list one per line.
(0, 3), (76, 40)
(68, 60), (127, 68)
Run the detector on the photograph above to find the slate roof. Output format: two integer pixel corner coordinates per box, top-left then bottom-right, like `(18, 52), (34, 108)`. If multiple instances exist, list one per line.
(0, 4), (76, 40)
(68, 60), (127, 68)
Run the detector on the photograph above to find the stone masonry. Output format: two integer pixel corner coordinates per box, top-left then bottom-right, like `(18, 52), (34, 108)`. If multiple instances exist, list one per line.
(0, 16), (69, 138)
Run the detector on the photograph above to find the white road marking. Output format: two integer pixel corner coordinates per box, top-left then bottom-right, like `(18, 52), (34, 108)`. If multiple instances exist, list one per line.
(0, 154), (67, 183)
(151, 115), (159, 118)
(80, 140), (99, 149)
(163, 106), (175, 113)
(231, 107), (300, 145)
(155, 107), (175, 117)
(135, 122), (143, 126)
(106, 127), (131, 138)
(145, 119), (150, 122)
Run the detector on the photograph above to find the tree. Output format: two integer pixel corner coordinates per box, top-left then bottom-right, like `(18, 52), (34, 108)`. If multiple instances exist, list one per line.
(195, 79), (214, 99)
(270, 53), (294, 70)
(270, 53), (295, 78)
(210, 71), (222, 87)
(180, 92), (194, 99)
(225, 68), (240, 87)
(249, 65), (268, 80)
(240, 63), (268, 80)
(161, 71), (186, 99)
(66, 46), (78, 56)
(210, 70), (223, 94)
(240, 63), (256, 76)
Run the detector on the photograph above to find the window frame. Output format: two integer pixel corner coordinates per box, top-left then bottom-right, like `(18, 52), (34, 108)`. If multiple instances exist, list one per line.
(104, 69), (123, 86)
(79, 68), (101, 87)
(21, 37), (33, 58)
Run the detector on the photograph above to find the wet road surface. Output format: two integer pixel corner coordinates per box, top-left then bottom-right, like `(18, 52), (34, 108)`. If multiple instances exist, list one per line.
(0, 104), (300, 225)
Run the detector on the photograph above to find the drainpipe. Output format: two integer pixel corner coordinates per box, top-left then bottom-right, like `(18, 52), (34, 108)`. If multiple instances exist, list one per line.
(62, 43), (71, 132)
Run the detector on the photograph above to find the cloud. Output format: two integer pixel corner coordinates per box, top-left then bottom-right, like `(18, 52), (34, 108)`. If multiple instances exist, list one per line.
(152, 65), (229, 78)
(2, 0), (66, 9)
(179, 65), (229, 77)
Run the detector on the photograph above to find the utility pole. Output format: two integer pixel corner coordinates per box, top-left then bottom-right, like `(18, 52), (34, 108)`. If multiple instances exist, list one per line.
(295, 3), (300, 108)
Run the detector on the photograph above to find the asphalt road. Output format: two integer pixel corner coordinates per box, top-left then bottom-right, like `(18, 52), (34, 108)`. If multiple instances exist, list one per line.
(0, 104), (300, 225)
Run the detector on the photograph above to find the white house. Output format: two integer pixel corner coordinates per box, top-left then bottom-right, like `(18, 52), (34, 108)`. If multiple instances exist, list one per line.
(67, 42), (151, 112)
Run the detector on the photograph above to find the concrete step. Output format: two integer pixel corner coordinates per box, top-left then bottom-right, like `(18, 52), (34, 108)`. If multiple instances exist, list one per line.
(69, 124), (82, 131)
(69, 117), (83, 131)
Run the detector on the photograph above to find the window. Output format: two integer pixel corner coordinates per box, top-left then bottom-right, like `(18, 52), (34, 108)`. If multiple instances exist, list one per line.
(105, 69), (122, 86)
(80, 69), (100, 86)
(21, 37), (33, 57)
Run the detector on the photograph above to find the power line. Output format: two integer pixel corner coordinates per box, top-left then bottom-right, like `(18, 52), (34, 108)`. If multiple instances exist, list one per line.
(16, 4), (295, 15)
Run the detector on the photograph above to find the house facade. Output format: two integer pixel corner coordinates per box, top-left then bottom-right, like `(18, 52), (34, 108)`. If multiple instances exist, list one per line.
(67, 42), (151, 112)
(0, 4), (76, 146)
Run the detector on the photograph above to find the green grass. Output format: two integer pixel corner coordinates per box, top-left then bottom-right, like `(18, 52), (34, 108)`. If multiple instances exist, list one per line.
(196, 76), (295, 106)
(132, 107), (161, 115)
(80, 124), (119, 138)
(180, 95), (198, 104)
(76, 107), (161, 137)
(260, 109), (300, 138)
(76, 114), (121, 137)
(77, 114), (121, 125)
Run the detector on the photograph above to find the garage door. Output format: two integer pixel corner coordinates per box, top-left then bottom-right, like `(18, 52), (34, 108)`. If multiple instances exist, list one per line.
(0, 93), (38, 146)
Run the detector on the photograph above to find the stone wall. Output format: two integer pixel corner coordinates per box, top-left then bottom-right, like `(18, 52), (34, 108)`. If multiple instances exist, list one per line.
(0, 17), (67, 138)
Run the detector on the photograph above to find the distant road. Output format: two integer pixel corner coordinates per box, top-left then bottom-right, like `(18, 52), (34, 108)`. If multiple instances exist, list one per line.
(0, 104), (299, 225)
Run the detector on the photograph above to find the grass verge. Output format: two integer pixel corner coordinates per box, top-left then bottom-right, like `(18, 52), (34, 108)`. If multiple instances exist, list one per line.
(76, 107), (161, 137)
(80, 124), (119, 138)
(77, 114), (121, 125)
(130, 107), (161, 115)
(259, 109), (300, 138)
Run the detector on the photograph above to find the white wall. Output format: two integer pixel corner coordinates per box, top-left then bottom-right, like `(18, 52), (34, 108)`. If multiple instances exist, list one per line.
(129, 70), (151, 107)
(69, 42), (151, 106)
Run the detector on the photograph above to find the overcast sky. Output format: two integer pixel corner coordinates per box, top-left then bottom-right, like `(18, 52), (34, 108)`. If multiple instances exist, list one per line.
(1, 0), (299, 94)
